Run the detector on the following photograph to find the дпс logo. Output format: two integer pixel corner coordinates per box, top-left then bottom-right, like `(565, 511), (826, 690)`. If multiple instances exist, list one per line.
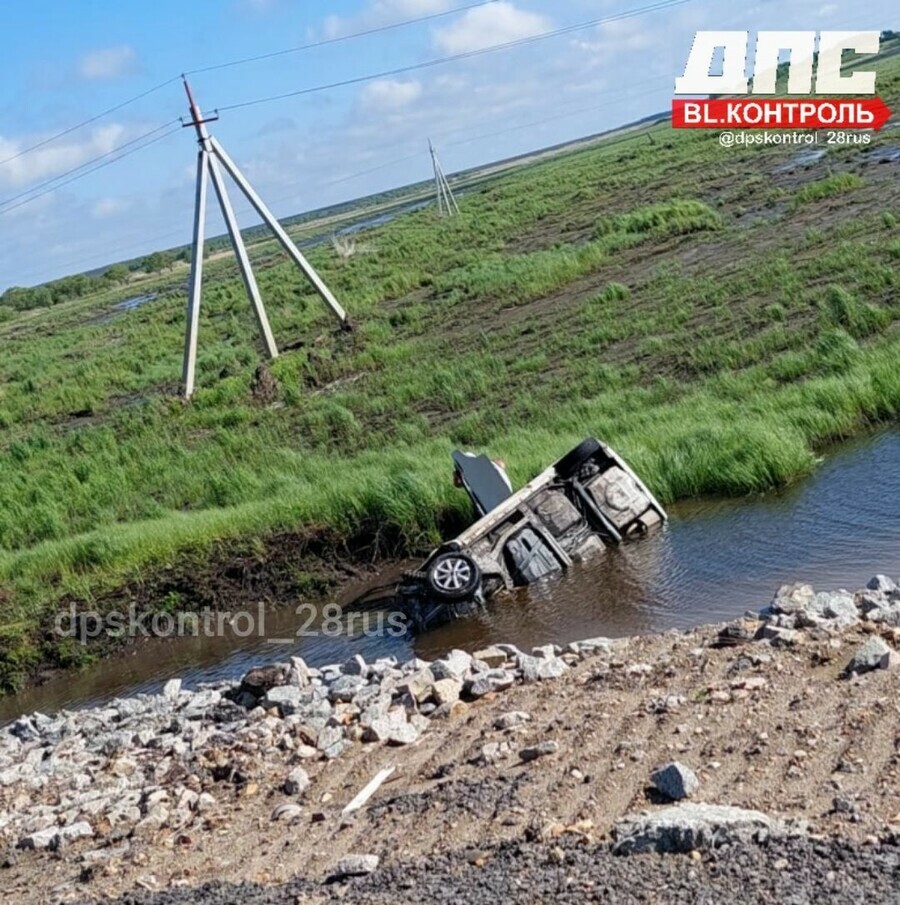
(672, 31), (891, 130)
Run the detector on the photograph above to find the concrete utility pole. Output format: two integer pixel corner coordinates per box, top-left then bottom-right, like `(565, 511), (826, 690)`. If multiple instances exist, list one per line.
(428, 138), (459, 217)
(180, 78), (349, 398)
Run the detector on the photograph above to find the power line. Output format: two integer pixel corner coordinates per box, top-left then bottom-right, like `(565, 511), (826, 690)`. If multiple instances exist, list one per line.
(445, 84), (669, 149)
(0, 120), (180, 212)
(0, 125), (181, 217)
(0, 77), (180, 170)
(237, 74), (673, 206)
(0, 2), (498, 171)
(21, 82), (673, 271)
(185, 0), (499, 76)
(6, 104), (665, 285)
(215, 0), (693, 112)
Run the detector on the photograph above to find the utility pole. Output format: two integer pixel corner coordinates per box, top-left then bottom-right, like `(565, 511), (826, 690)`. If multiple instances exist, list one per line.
(428, 138), (459, 217)
(180, 78), (349, 399)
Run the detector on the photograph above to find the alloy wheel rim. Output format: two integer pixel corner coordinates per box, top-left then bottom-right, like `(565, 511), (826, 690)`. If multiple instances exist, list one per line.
(433, 557), (472, 591)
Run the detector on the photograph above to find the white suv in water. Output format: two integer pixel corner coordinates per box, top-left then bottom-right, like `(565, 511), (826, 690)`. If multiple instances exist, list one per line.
(397, 437), (667, 631)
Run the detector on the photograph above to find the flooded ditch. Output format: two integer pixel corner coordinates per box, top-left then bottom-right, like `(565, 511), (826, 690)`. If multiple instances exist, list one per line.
(1, 430), (897, 723)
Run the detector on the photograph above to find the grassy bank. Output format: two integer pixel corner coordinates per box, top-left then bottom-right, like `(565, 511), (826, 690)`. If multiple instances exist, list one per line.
(0, 58), (899, 691)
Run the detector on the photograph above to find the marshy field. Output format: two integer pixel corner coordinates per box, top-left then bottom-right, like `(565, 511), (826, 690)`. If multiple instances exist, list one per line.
(0, 54), (898, 693)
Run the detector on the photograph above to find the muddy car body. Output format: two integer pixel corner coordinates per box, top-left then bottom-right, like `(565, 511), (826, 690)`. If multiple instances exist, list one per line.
(397, 438), (667, 630)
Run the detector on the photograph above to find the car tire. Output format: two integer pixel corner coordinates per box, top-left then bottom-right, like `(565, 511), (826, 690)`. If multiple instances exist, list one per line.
(555, 437), (602, 479)
(426, 552), (481, 601)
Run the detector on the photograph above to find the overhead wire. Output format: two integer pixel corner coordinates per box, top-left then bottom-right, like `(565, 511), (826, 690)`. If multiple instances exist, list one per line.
(1, 1), (688, 222)
(184, 0), (500, 76)
(0, 120), (181, 212)
(0, 125), (182, 217)
(9, 1), (890, 290)
(2, 0), (693, 277)
(0, 77), (181, 169)
(0, 1), (500, 170)
(214, 0), (693, 112)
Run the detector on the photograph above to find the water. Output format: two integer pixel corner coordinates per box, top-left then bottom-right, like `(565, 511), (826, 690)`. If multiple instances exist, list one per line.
(295, 199), (432, 251)
(114, 293), (158, 312)
(420, 430), (900, 657)
(1, 431), (897, 722)
(774, 149), (827, 172)
(866, 146), (900, 165)
(334, 200), (431, 238)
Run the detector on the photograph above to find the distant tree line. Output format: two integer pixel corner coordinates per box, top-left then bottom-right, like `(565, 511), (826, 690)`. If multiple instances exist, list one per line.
(0, 248), (189, 313)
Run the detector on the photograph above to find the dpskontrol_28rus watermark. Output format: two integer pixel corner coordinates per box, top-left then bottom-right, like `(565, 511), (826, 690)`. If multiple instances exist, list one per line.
(53, 601), (409, 644)
(718, 130), (871, 148)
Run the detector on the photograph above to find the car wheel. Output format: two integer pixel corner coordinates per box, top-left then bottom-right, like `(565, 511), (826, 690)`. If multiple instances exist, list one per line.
(555, 437), (602, 479)
(427, 552), (481, 601)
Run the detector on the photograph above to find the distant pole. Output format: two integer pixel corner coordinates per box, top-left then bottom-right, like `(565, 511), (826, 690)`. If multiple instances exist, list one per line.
(429, 138), (459, 217)
(179, 78), (349, 399)
(429, 138), (444, 217)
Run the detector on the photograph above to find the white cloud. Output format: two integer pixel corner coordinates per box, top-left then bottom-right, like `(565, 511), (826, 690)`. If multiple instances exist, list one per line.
(77, 46), (138, 81)
(433, 2), (551, 54)
(0, 124), (131, 190)
(574, 17), (656, 55)
(361, 79), (423, 109)
(323, 0), (454, 39)
(91, 197), (129, 219)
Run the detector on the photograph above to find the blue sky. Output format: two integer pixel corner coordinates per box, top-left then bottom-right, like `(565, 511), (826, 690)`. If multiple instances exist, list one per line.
(0, 0), (892, 289)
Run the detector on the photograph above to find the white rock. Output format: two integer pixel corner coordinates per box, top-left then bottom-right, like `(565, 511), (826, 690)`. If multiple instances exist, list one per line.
(846, 636), (894, 675)
(614, 803), (790, 854)
(284, 766), (310, 796)
(430, 650), (473, 681)
(493, 711), (531, 731)
(431, 678), (463, 707)
(473, 647), (508, 669)
(17, 827), (58, 850)
(271, 803), (303, 822)
(331, 854), (379, 879)
(57, 821), (94, 844)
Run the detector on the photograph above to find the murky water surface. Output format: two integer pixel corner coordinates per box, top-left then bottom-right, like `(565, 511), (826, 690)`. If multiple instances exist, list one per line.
(2, 431), (897, 722)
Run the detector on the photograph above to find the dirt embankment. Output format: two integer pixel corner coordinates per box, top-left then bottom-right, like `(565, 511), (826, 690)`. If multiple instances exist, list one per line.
(2, 576), (900, 904)
(13, 529), (406, 694)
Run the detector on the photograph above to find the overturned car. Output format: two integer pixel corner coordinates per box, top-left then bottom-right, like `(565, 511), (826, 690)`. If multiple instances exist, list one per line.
(397, 437), (667, 631)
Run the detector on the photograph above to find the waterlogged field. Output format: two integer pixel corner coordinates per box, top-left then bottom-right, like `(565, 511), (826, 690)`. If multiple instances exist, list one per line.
(0, 57), (899, 690)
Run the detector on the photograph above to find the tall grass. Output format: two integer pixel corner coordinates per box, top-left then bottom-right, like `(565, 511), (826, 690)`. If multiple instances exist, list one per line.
(793, 173), (865, 206)
(594, 199), (723, 239)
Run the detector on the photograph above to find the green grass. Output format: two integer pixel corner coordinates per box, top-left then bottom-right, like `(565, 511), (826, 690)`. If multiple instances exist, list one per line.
(793, 172), (866, 207)
(595, 198), (723, 238)
(0, 53), (899, 692)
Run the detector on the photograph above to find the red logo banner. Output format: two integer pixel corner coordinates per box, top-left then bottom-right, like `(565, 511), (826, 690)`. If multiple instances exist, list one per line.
(672, 97), (891, 130)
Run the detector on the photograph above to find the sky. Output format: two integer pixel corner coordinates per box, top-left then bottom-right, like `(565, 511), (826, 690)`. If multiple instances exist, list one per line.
(0, 0), (893, 290)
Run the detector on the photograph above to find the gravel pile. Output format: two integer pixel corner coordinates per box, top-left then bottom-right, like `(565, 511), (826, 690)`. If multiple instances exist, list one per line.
(2, 574), (899, 903)
(0, 631), (613, 853)
(84, 835), (900, 905)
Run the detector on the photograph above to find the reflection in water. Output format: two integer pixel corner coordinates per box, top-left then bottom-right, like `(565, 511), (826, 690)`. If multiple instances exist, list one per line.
(1, 431), (898, 722)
